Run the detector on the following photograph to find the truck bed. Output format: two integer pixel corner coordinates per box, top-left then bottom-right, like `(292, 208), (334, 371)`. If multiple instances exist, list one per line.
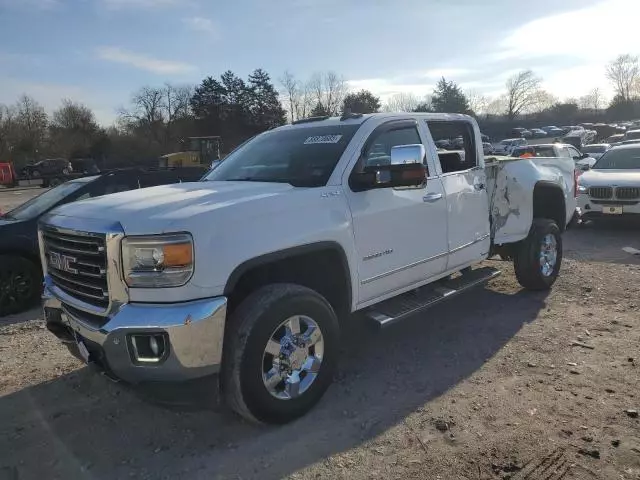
(485, 155), (576, 245)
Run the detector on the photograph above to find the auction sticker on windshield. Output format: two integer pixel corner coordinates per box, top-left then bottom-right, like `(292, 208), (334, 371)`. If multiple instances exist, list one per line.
(304, 135), (343, 144)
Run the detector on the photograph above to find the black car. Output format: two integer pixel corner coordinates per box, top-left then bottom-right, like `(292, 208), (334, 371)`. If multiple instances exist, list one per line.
(0, 168), (204, 316)
(21, 158), (73, 177)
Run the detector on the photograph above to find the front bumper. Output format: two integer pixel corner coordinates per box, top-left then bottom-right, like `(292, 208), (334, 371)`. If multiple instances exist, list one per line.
(577, 195), (640, 218)
(43, 284), (227, 383)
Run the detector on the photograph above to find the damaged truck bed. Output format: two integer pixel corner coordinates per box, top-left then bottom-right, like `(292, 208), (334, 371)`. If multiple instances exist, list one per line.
(485, 155), (577, 246)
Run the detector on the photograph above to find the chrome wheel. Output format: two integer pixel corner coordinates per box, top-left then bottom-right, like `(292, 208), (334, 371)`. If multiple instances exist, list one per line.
(539, 233), (557, 277)
(262, 315), (324, 400)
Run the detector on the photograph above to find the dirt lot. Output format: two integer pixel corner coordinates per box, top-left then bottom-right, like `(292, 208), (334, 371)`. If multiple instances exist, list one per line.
(1, 193), (639, 479)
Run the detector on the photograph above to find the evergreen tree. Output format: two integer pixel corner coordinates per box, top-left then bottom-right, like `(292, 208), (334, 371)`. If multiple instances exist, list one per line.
(431, 77), (472, 114)
(342, 90), (381, 114)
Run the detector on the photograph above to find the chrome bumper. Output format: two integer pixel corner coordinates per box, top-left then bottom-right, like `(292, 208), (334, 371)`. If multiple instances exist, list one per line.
(43, 283), (227, 383)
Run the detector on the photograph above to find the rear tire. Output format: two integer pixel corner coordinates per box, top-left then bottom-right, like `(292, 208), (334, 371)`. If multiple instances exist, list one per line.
(513, 219), (562, 291)
(0, 255), (41, 317)
(222, 284), (340, 424)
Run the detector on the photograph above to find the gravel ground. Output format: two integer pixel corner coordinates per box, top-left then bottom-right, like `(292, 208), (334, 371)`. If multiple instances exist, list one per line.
(1, 195), (639, 479)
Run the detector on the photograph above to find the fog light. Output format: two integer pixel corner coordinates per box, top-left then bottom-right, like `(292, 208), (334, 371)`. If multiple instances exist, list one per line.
(129, 334), (168, 364)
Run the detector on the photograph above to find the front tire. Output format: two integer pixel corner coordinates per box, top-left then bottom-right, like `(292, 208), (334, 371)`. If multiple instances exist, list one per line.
(513, 219), (562, 290)
(222, 284), (340, 424)
(0, 255), (41, 317)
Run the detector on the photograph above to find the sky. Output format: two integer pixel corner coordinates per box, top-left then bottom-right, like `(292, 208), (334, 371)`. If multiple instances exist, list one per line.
(1, 0), (639, 125)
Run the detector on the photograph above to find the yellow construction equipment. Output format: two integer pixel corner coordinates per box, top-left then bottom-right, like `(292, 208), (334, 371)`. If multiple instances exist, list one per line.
(159, 136), (222, 169)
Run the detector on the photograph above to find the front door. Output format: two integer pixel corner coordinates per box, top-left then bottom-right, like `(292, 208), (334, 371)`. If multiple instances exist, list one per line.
(344, 120), (449, 305)
(425, 120), (490, 269)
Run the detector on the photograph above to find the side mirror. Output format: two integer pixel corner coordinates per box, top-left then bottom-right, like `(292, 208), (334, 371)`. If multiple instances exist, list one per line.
(580, 153), (590, 159)
(390, 144), (425, 165)
(351, 144), (426, 191)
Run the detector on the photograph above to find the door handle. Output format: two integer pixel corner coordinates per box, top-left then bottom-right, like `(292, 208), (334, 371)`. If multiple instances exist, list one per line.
(423, 193), (443, 203)
(474, 183), (485, 191)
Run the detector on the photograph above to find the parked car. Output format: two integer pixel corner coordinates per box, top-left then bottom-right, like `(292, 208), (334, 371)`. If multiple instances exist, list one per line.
(530, 128), (547, 138)
(623, 129), (640, 141)
(41, 112), (576, 423)
(510, 144), (595, 172)
(543, 126), (565, 136)
(605, 134), (625, 144)
(581, 144), (611, 161)
(493, 137), (527, 155)
(21, 158), (72, 178)
(435, 139), (452, 149)
(482, 142), (494, 155)
(0, 168), (204, 316)
(577, 143), (640, 222)
(512, 127), (532, 138)
(563, 130), (588, 149)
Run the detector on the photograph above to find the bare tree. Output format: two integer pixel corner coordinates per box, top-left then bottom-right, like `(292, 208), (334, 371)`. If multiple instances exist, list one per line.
(383, 92), (420, 112)
(307, 71), (347, 116)
(49, 99), (100, 157)
(606, 54), (639, 101)
(505, 70), (543, 120)
(279, 71), (300, 123)
(465, 89), (490, 116)
(486, 95), (508, 116)
(51, 99), (97, 131)
(578, 88), (607, 111)
(163, 83), (193, 144)
(119, 86), (166, 145)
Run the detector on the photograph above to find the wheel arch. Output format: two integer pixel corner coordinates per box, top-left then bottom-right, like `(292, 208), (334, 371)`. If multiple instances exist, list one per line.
(533, 181), (566, 231)
(224, 242), (353, 317)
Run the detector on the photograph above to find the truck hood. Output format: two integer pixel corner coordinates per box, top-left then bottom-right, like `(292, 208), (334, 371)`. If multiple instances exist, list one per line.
(48, 181), (295, 234)
(579, 169), (640, 187)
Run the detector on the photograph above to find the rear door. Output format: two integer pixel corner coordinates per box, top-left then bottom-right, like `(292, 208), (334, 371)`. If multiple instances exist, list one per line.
(424, 119), (490, 269)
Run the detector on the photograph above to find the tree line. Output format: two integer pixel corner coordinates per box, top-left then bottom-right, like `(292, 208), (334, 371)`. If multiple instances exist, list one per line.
(1, 54), (639, 168)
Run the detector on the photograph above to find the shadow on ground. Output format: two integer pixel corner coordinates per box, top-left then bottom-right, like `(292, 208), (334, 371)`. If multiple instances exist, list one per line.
(564, 220), (640, 265)
(0, 307), (42, 327)
(0, 283), (548, 480)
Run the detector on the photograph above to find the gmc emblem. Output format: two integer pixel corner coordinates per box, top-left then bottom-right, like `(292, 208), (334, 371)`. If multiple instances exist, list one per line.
(49, 252), (78, 274)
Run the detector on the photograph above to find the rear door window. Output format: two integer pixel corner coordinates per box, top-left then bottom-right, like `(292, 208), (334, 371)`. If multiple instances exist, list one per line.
(425, 120), (478, 173)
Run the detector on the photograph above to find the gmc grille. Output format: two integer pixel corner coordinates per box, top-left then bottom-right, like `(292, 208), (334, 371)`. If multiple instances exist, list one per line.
(588, 187), (613, 199)
(42, 228), (109, 310)
(616, 187), (640, 200)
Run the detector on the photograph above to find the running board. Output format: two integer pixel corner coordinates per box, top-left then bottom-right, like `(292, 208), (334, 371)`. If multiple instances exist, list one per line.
(365, 266), (501, 328)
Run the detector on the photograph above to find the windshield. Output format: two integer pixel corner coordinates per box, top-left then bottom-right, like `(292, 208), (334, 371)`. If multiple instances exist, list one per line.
(592, 148), (640, 170)
(204, 124), (360, 187)
(582, 145), (608, 154)
(3, 180), (86, 221)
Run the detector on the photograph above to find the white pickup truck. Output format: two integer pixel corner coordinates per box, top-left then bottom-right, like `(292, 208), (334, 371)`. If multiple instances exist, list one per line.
(40, 113), (577, 423)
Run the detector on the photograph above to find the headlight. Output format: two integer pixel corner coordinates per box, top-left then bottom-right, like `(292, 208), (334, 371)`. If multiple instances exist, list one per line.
(121, 233), (194, 287)
(577, 184), (588, 194)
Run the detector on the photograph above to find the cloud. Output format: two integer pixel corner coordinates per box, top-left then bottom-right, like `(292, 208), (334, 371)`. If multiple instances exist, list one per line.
(183, 16), (217, 35)
(97, 47), (195, 75)
(495, 0), (640, 61)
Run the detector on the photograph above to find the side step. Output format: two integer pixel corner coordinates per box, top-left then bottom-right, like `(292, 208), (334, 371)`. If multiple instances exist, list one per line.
(365, 266), (501, 328)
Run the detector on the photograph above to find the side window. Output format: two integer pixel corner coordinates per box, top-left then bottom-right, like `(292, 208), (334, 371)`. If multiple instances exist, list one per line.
(568, 147), (581, 158)
(426, 120), (478, 174)
(559, 147), (571, 158)
(362, 126), (423, 168)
